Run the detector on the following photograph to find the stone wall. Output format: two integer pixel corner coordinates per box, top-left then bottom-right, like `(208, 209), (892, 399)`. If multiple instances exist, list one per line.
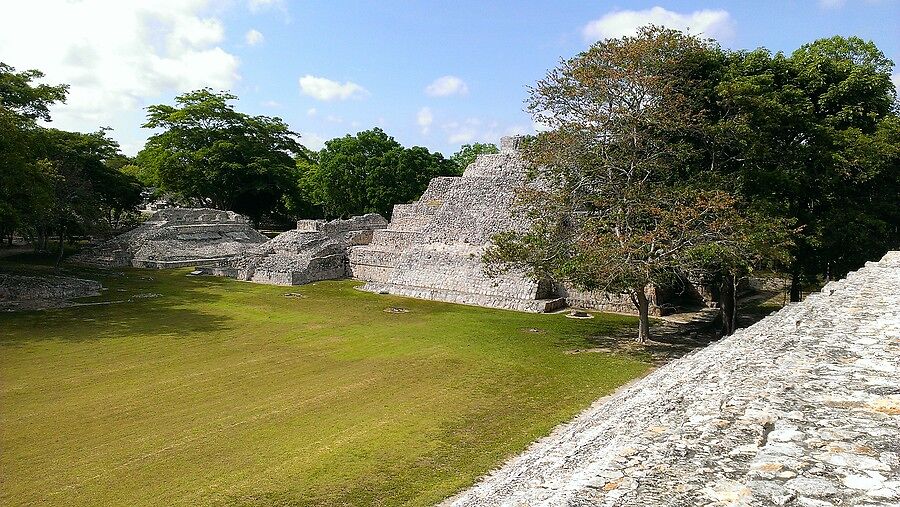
(0, 274), (102, 311)
(206, 214), (387, 285)
(442, 251), (900, 506)
(71, 208), (268, 268)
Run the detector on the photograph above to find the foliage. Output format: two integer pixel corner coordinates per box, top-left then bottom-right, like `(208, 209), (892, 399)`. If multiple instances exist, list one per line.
(304, 128), (457, 218)
(138, 89), (304, 225)
(485, 27), (785, 341)
(0, 63), (139, 255)
(715, 36), (899, 299)
(450, 142), (499, 173)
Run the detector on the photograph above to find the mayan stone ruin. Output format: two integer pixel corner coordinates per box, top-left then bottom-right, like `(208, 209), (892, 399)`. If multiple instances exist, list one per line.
(0, 273), (103, 311)
(72, 208), (268, 269)
(205, 214), (387, 285)
(349, 136), (671, 314)
(443, 251), (900, 506)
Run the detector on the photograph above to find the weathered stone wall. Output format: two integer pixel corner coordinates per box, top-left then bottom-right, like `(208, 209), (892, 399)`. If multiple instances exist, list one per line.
(442, 251), (900, 506)
(71, 208), (268, 268)
(207, 213), (387, 286)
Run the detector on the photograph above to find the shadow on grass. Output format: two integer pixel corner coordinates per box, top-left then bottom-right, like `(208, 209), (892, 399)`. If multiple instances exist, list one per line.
(0, 255), (255, 345)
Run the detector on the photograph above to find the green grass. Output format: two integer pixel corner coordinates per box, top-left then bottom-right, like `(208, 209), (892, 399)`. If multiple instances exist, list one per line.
(0, 258), (649, 506)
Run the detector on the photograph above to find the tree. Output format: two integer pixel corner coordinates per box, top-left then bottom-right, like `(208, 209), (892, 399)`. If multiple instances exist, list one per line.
(485, 27), (763, 342)
(36, 128), (139, 264)
(450, 142), (499, 173)
(716, 37), (899, 300)
(138, 89), (304, 225)
(0, 63), (68, 245)
(306, 128), (457, 218)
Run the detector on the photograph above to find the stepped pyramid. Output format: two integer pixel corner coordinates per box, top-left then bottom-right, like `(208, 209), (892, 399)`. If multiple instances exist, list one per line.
(207, 214), (387, 285)
(349, 136), (566, 312)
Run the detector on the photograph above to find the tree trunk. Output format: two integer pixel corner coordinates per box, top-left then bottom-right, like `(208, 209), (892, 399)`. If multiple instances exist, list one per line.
(55, 229), (65, 269)
(720, 273), (737, 336)
(789, 268), (801, 302)
(634, 288), (651, 343)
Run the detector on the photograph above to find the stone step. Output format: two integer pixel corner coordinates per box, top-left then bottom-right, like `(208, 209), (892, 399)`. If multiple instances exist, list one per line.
(360, 281), (566, 313)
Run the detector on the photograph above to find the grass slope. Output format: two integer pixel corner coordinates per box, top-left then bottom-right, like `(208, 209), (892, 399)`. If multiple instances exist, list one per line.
(0, 259), (649, 506)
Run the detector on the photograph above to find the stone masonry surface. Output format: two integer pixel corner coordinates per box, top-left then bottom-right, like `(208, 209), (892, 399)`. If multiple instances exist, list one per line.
(206, 214), (387, 285)
(442, 251), (900, 506)
(71, 208), (268, 269)
(0, 274), (102, 311)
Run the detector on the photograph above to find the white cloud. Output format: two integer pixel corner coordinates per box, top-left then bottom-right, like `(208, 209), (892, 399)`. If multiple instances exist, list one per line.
(583, 6), (735, 42)
(245, 29), (264, 46)
(325, 114), (343, 123)
(306, 107), (318, 117)
(247, 0), (282, 12)
(299, 132), (326, 151)
(892, 72), (900, 94)
(298, 75), (368, 101)
(262, 100), (280, 107)
(0, 0), (240, 152)
(425, 75), (469, 97)
(416, 107), (434, 134)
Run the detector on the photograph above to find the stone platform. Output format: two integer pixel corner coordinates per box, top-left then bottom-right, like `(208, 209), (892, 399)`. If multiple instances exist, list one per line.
(205, 214), (387, 285)
(442, 251), (900, 506)
(71, 208), (268, 269)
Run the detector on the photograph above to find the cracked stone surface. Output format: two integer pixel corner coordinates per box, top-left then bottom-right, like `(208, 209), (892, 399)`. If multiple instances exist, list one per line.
(441, 251), (900, 507)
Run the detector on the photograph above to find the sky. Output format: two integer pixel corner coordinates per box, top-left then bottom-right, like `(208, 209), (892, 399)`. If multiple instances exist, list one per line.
(1, 0), (898, 157)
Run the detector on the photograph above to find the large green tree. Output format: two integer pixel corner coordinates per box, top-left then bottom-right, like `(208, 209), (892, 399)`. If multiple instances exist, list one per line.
(1, 63), (140, 259)
(716, 36), (899, 299)
(306, 128), (456, 218)
(486, 27), (769, 342)
(0, 63), (67, 244)
(138, 89), (304, 225)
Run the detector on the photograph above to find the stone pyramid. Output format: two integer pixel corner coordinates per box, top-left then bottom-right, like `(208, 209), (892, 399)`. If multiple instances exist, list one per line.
(349, 137), (566, 312)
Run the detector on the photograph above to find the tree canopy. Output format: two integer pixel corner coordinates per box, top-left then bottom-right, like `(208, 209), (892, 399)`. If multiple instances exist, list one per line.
(301, 128), (457, 218)
(715, 36), (899, 299)
(1, 62), (140, 259)
(137, 89), (304, 225)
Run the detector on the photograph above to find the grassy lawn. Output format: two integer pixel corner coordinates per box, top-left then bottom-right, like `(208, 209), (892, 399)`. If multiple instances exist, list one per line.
(0, 257), (649, 506)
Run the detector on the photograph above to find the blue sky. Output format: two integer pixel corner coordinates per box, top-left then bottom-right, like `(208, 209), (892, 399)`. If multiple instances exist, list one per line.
(1, 1), (897, 156)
